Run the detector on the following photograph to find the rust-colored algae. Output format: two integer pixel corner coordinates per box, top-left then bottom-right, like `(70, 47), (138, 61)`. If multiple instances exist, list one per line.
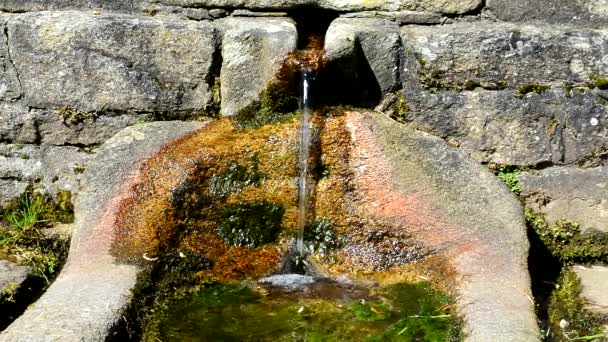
(112, 118), (300, 280)
(111, 108), (452, 285)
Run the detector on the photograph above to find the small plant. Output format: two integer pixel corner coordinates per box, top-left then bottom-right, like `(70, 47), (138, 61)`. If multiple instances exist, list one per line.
(388, 93), (411, 124)
(495, 165), (523, 193)
(3, 193), (43, 231)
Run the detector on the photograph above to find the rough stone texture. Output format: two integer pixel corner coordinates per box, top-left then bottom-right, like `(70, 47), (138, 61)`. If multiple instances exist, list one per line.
(573, 265), (608, 314)
(0, 104), (147, 147)
(324, 18), (403, 102)
(341, 10), (443, 24)
(219, 17), (297, 116)
(259, 274), (316, 291)
(0, 17), (21, 103)
(159, 0), (483, 15)
(401, 23), (608, 88)
(519, 167), (608, 233)
(0, 144), (91, 206)
(8, 11), (220, 114)
(0, 260), (30, 294)
(345, 111), (538, 341)
(0, 121), (206, 342)
(0, 0), (142, 13)
(486, 0), (608, 27)
(400, 88), (608, 166)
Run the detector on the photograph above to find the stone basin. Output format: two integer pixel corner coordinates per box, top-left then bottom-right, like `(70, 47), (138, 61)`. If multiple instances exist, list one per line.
(1, 111), (539, 341)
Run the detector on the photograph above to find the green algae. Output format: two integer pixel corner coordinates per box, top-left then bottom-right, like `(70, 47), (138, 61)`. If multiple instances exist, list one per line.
(142, 281), (459, 342)
(218, 201), (285, 248)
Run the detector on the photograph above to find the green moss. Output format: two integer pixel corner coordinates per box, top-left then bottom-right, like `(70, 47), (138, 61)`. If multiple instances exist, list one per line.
(72, 164), (86, 174)
(546, 119), (560, 136)
(57, 107), (97, 124)
(218, 201), (284, 248)
(233, 81), (299, 129)
(196, 78), (222, 119)
(41, 189), (74, 224)
(208, 159), (263, 199)
(548, 269), (608, 341)
(516, 84), (550, 98)
(588, 73), (608, 90)
(525, 208), (608, 264)
(388, 93), (411, 124)
(496, 165), (524, 193)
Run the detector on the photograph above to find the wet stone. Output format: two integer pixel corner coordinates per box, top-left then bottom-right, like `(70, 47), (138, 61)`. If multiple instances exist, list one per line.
(0, 260), (30, 295)
(258, 274), (316, 291)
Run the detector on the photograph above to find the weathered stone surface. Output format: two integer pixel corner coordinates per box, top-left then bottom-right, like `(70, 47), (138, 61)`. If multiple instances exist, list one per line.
(486, 0), (608, 27)
(159, 0), (483, 15)
(231, 9), (287, 17)
(7, 11), (220, 114)
(259, 274), (316, 291)
(1, 105), (147, 147)
(219, 17), (296, 116)
(345, 111), (538, 341)
(401, 23), (608, 88)
(519, 167), (608, 233)
(0, 17), (21, 102)
(573, 265), (608, 314)
(150, 4), (213, 20)
(0, 0), (141, 12)
(340, 10), (443, 24)
(400, 88), (608, 166)
(324, 18), (402, 105)
(0, 260), (30, 295)
(0, 144), (91, 206)
(0, 121), (206, 342)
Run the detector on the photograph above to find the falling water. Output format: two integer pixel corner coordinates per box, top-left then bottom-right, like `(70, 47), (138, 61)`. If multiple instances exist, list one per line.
(296, 70), (313, 256)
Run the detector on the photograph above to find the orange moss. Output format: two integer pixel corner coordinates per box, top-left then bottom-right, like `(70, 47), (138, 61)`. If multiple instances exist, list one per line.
(111, 107), (452, 287)
(184, 232), (284, 281)
(112, 118), (300, 281)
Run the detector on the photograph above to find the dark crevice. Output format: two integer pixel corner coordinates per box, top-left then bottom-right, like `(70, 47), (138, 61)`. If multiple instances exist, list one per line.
(3, 19), (23, 101)
(314, 40), (382, 108)
(527, 225), (563, 339)
(287, 7), (338, 50)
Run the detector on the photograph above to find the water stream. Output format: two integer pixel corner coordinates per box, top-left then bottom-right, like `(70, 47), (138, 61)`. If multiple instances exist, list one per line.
(296, 69), (313, 257)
